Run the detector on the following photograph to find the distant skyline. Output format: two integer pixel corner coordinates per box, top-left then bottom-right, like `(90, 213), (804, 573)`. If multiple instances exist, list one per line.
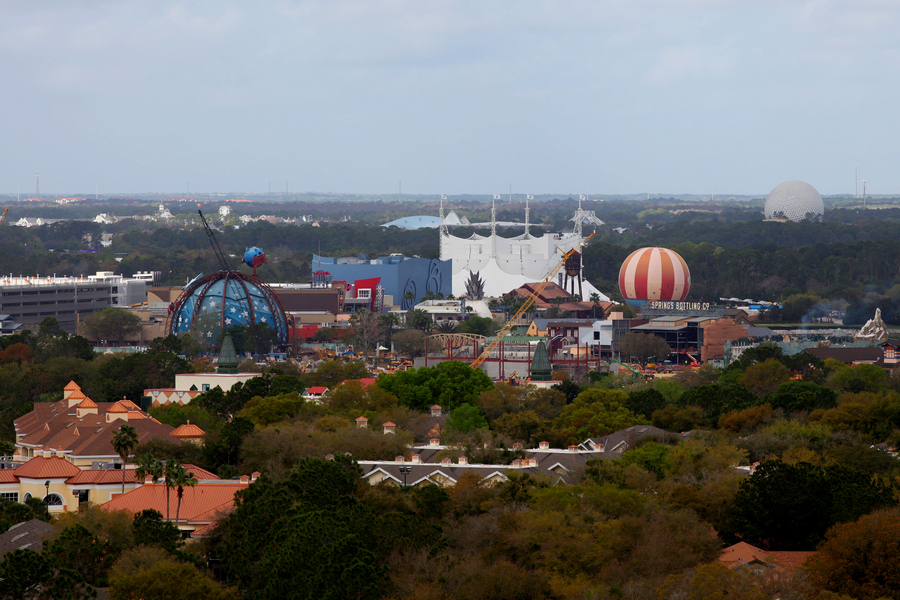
(2, 2), (898, 197)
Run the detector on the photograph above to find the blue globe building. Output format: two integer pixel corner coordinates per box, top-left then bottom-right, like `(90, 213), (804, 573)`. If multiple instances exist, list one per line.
(166, 271), (291, 347)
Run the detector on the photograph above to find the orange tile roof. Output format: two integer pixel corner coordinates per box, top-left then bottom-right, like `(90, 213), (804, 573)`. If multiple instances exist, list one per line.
(64, 381), (81, 391)
(14, 457), (81, 479)
(0, 471), (18, 484)
(76, 397), (97, 409)
(171, 421), (206, 438)
(68, 468), (141, 485)
(182, 464), (220, 481)
(68, 390), (86, 401)
(108, 401), (128, 414)
(341, 378), (377, 389)
(101, 482), (248, 523)
(719, 542), (815, 573)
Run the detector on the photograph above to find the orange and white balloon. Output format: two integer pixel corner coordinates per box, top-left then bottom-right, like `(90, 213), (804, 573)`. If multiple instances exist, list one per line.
(618, 247), (690, 306)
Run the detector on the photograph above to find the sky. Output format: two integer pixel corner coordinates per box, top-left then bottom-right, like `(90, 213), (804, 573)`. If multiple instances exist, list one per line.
(1, 1), (898, 197)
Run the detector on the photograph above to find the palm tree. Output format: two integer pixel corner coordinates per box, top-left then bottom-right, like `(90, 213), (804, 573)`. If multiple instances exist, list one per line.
(135, 453), (163, 485)
(167, 462), (198, 526)
(435, 320), (458, 333)
(111, 424), (138, 495)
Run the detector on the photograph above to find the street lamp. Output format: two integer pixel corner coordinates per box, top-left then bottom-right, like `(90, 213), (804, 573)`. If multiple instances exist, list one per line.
(398, 466), (411, 488)
(44, 480), (50, 502)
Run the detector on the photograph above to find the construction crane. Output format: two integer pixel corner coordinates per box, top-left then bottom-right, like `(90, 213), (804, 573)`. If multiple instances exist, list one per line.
(471, 232), (594, 371)
(0, 208), (8, 225)
(198, 208), (233, 272)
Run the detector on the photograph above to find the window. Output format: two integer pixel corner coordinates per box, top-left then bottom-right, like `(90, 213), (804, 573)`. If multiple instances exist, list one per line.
(22, 493), (31, 501)
(0, 492), (18, 502)
(43, 493), (64, 507)
(357, 289), (371, 299)
(202, 384), (210, 391)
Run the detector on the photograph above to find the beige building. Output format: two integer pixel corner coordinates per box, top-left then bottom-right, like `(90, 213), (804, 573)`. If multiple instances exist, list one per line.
(14, 381), (203, 467)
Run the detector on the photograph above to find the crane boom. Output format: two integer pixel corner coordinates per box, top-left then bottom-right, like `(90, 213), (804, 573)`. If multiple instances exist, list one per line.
(198, 209), (232, 271)
(0, 208), (8, 225)
(471, 232), (594, 371)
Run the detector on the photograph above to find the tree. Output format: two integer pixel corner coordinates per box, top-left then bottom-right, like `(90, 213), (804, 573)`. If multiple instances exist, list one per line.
(377, 313), (401, 348)
(81, 308), (142, 345)
(109, 556), (236, 600)
(237, 392), (306, 426)
(446, 403), (488, 433)
(166, 462), (197, 526)
(405, 308), (433, 332)
(657, 562), (768, 600)
(805, 508), (900, 600)
(244, 322), (278, 356)
(375, 360), (494, 411)
(769, 380), (837, 412)
(391, 329), (426, 357)
(725, 459), (896, 550)
(349, 309), (380, 357)
(618, 332), (671, 367)
(738, 358), (793, 396)
(132, 509), (182, 553)
(43, 523), (115, 587)
(111, 424), (138, 495)
(455, 316), (498, 337)
(214, 456), (386, 600)
(552, 389), (649, 443)
(134, 454), (164, 487)
(0, 548), (95, 600)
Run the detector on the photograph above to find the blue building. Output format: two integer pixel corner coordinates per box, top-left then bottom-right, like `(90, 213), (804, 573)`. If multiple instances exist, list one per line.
(312, 254), (451, 311)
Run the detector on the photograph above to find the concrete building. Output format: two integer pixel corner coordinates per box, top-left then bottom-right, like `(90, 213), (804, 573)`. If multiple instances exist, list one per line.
(0, 271), (150, 334)
(312, 253), (452, 310)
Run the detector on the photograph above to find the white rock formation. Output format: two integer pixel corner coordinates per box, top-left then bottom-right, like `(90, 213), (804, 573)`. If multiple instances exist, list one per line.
(854, 308), (888, 344)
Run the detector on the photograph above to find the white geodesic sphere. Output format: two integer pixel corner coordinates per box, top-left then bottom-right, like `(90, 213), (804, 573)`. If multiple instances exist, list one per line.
(764, 180), (824, 222)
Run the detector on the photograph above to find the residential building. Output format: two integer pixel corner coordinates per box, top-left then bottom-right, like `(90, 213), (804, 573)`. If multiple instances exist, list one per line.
(102, 474), (257, 535)
(14, 381), (193, 466)
(0, 455), (217, 514)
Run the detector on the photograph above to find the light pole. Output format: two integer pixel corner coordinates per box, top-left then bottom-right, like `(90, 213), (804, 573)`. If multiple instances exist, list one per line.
(398, 466), (411, 488)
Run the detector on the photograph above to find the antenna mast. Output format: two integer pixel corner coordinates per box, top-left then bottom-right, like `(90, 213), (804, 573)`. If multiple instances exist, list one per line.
(35, 171), (39, 196)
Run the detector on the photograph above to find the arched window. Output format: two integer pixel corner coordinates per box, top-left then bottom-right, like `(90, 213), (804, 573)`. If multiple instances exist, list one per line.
(23, 492), (32, 502)
(43, 493), (64, 507)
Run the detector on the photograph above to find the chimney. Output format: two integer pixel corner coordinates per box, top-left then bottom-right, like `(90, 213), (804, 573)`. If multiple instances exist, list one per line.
(513, 442), (523, 451)
(251, 471), (261, 482)
(42, 448), (52, 459)
(441, 458), (451, 467)
(539, 441), (550, 450)
(144, 475), (154, 484)
(239, 475), (250, 484)
(355, 416), (368, 429)
(430, 404), (442, 417)
(325, 454), (335, 461)
(458, 456), (468, 465)
(411, 454), (421, 464)
(429, 437), (440, 447)
(530, 458), (539, 467)
(382, 422), (396, 435)
(512, 459), (522, 467)
(568, 445), (578, 452)
(395, 456), (405, 463)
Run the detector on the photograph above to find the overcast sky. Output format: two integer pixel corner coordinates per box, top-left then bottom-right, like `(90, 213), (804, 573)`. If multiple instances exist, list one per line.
(1, 1), (897, 197)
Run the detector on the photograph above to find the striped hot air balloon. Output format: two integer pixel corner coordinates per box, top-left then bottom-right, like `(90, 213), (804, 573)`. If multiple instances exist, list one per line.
(618, 247), (691, 307)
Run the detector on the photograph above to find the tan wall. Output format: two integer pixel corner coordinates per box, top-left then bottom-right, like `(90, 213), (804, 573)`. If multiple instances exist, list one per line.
(701, 318), (750, 362)
(175, 373), (258, 393)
